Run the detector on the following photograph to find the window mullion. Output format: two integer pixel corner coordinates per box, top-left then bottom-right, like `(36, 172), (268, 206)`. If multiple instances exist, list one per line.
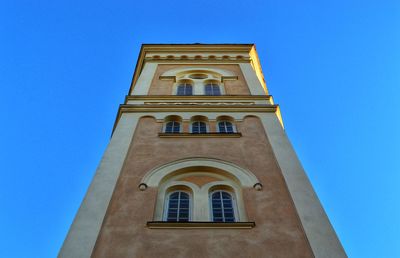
(220, 192), (226, 222)
(177, 192), (181, 221)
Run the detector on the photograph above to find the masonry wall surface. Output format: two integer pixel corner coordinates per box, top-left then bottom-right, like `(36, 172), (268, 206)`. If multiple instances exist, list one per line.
(91, 116), (314, 258)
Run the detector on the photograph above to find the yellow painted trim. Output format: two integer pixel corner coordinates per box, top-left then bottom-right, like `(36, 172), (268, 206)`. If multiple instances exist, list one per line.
(221, 76), (239, 82)
(125, 95), (272, 102)
(129, 44), (257, 95)
(119, 104), (278, 113)
(159, 75), (176, 82)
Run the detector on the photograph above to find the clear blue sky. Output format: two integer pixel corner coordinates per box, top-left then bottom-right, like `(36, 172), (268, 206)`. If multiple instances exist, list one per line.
(1, 1), (399, 257)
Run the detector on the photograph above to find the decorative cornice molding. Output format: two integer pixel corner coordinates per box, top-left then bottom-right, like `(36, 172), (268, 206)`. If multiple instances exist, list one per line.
(125, 95), (272, 102)
(118, 104), (278, 113)
(128, 44), (259, 95)
(111, 103), (279, 133)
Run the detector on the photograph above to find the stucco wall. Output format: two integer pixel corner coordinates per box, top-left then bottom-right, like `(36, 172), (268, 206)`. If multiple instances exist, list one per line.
(148, 64), (251, 95)
(91, 116), (313, 258)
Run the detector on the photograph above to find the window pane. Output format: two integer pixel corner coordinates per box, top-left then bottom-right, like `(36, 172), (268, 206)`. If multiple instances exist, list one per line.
(180, 192), (189, 199)
(192, 121), (207, 133)
(221, 192), (231, 199)
(211, 191), (235, 222)
(177, 84), (192, 96)
(185, 85), (193, 95)
(213, 85), (221, 95)
(218, 123), (226, 133)
(177, 86), (185, 95)
(170, 192), (179, 199)
(166, 191), (191, 222)
(205, 85), (212, 95)
(212, 192), (221, 200)
(169, 201), (178, 208)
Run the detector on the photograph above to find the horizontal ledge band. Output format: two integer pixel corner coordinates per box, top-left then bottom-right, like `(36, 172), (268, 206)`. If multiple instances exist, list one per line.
(159, 132), (242, 138)
(118, 104), (278, 113)
(125, 95), (272, 101)
(147, 221), (255, 229)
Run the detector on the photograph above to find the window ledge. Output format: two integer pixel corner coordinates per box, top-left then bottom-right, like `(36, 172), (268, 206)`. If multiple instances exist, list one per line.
(147, 221), (255, 229)
(158, 132), (242, 138)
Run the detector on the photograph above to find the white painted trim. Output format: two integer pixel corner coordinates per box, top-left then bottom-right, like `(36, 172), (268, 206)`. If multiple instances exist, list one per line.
(258, 113), (346, 258)
(209, 190), (239, 222)
(162, 67), (235, 77)
(131, 63), (157, 95)
(141, 157), (260, 187)
(239, 63), (267, 95)
(163, 189), (193, 222)
(154, 172), (247, 222)
(58, 113), (140, 258)
(155, 181), (199, 221)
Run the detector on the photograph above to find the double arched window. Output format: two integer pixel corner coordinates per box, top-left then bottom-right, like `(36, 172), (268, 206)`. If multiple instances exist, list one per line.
(177, 83), (193, 96)
(165, 191), (191, 222)
(164, 189), (237, 222)
(173, 71), (226, 96)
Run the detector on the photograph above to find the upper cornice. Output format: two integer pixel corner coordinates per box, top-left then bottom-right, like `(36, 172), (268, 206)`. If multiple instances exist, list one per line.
(129, 44), (267, 95)
(124, 94), (272, 103)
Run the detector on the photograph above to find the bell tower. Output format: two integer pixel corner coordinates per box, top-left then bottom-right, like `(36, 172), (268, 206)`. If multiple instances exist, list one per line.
(59, 44), (345, 258)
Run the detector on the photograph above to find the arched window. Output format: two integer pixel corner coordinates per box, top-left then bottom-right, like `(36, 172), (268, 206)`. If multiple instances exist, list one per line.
(204, 83), (221, 96)
(165, 121), (180, 133)
(165, 191), (191, 222)
(218, 121), (234, 133)
(163, 115), (182, 133)
(177, 83), (193, 96)
(192, 121), (207, 133)
(210, 190), (236, 222)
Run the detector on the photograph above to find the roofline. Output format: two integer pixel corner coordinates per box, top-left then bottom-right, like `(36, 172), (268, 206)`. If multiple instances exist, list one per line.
(128, 43), (258, 95)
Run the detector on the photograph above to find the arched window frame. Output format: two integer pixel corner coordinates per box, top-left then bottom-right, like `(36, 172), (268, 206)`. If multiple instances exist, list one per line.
(163, 190), (192, 222)
(209, 190), (238, 222)
(176, 82), (193, 96)
(204, 82), (221, 96)
(147, 158), (259, 222)
(217, 120), (236, 133)
(163, 116), (182, 133)
(191, 121), (208, 134)
(164, 121), (181, 133)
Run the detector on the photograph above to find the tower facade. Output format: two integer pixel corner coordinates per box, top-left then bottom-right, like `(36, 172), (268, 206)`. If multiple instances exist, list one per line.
(59, 44), (345, 258)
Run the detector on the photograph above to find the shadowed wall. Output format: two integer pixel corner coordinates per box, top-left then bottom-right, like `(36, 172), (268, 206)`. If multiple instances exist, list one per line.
(91, 116), (313, 258)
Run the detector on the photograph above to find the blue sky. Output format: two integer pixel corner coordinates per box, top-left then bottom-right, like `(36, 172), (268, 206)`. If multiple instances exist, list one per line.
(1, 1), (399, 257)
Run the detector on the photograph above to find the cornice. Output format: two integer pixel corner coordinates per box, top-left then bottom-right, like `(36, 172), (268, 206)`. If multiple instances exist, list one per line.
(145, 59), (251, 64)
(111, 103), (281, 135)
(125, 95), (272, 103)
(118, 104), (278, 113)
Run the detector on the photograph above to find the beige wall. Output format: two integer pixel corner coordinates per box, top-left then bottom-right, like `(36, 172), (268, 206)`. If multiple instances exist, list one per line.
(148, 64), (251, 95)
(91, 116), (313, 258)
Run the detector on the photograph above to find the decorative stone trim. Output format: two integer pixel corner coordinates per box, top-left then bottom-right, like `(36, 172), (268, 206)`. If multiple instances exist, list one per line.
(158, 132), (242, 138)
(146, 221), (255, 229)
(253, 183), (263, 191)
(138, 183), (147, 191)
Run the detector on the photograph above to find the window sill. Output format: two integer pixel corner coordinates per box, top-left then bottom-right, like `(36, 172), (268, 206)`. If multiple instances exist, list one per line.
(158, 132), (242, 138)
(146, 221), (255, 229)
